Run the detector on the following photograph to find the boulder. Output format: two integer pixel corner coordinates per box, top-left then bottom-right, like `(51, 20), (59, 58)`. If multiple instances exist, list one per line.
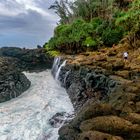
(80, 116), (140, 138)
(78, 131), (124, 140)
(0, 57), (30, 102)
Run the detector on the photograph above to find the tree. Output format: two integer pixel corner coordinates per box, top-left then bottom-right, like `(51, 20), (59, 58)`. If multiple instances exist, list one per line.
(116, 0), (140, 48)
(49, 0), (72, 24)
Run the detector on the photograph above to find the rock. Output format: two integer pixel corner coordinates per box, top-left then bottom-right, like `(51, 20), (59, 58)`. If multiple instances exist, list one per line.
(108, 49), (118, 56)
(109, 89), (136, 113)
(123, 113), (140, 124)
(136, 102), (140, 112)
(95, 54), (107, 61)
(80, 116), (140, 138)
(58, 64), (117, 110)
(58, 124), (79, 140)
(71, 102), (117, 129)
(115, 70), (130, 79)
(49, 112), (66, 128)
(0, 47), (53, 71)
(112, 59), (124, 71)
(58, 47), (140, 140)
(0, 57), (31, 103)
(49, 112), (74, 128)
(78, 131), (124, 140)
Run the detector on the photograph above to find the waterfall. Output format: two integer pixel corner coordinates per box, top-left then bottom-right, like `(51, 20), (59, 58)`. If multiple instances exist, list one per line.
(51, 57), (61, 76)
(55, 60), (67, 81)
(51, 57), (67, 82)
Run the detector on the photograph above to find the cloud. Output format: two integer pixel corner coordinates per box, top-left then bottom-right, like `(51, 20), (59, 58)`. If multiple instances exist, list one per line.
(0, 0), (59, 48)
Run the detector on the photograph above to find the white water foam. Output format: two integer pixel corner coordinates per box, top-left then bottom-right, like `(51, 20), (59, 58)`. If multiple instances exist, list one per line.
(55, 60), (67, 81)
(52, 57), (61, 76)
(0, 70), (74, 140)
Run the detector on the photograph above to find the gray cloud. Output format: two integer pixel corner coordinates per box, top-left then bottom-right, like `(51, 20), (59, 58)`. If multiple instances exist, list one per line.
(0, 0), (59, 48)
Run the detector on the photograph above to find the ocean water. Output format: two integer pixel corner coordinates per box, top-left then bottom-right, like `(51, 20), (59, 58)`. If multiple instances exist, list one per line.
(0, 70), (74, 140)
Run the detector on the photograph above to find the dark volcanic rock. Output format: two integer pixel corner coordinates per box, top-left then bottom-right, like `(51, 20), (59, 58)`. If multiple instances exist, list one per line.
(58, 64), (117, 111)
(0, 47), (53, 102)
(0, 47), (53, 71)
(0, 57), (30, 103)
(49, 112), (67, 128)
(49, 112), (74, 128)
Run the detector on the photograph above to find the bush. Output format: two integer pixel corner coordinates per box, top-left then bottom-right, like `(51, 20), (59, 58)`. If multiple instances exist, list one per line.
(83, 37), (97, 48)
(101, 26), (124, 46)
(47, 50), (60, 57)
(90, 18), (103, 30)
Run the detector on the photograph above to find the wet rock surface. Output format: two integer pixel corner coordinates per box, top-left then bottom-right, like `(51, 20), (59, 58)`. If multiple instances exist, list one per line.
(0, 57), (30, 103)
(58, 64), (117, 111)
(49, 112), (67, 128)
(49, 112), (74, 128)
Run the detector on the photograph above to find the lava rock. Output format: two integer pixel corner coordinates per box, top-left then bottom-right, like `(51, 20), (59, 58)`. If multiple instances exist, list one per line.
(0, 47), (53, 71)
(0, 57), (31, 103)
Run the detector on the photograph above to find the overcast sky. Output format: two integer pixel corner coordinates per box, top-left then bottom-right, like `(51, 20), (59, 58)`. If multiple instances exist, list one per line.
(0, 0), (60, 48)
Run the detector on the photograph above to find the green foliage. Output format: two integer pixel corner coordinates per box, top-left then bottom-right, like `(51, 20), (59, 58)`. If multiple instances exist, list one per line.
(47, 17), (125, 52)
(83, 37), (97, 47)
(46, 0), (138, 53)
(115, 0), (140, 47)
(90, 18), (103, 30)
(116, 0), (140, 34)
(101, 24), (124, 46)
(47, 50), (60, 57)
(47, 37), (57, 50)
(47, 18), (95, 53)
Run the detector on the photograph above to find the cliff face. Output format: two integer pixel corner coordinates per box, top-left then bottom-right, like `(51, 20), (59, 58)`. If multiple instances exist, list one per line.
(0, 57), (31, 103)
(58, 46), (140, 140)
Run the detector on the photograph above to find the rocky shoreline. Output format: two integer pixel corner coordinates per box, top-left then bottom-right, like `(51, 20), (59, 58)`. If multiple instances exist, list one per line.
(0, 47), (53, 103)
(56, 46), (140, 140)
(0, 46), (140, 139)
(0, 47), (53, 71)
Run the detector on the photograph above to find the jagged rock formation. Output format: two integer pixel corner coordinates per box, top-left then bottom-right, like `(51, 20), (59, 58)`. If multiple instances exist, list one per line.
(0, 57), (30, 103)
(0, 47), (53, 71)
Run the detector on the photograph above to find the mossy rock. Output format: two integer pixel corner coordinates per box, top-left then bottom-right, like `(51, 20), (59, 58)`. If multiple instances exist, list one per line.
(71, 102), (116, 129)
(115, 70), (130, 79)
(80, 116), (140, 138)
(122, 113), (140, 124)
(78, 131), (124, 140)
(58, 124), (78, 140)
(136, 102), (140, 113)
(112, 59), (124, 71)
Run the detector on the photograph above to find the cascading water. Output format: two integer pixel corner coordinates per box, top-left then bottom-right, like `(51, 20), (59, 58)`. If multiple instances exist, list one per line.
(51, 57), (61, 76)
(55, 60), (67, 81)
(0, 59), (74, 140)
(51, 57), (68, 82)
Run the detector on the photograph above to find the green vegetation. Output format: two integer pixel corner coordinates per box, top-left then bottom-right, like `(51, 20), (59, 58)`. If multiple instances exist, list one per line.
(116, 0), (140, 48)
(45, 0), (140, 54)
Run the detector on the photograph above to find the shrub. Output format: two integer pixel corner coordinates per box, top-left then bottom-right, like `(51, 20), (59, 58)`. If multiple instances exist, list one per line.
(101, 26), (124, 46)
(90, 18), (103, 30)
(83, 37), (97, 47)
(47, 50), (60, 57)
(116, 0), (140, 47)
